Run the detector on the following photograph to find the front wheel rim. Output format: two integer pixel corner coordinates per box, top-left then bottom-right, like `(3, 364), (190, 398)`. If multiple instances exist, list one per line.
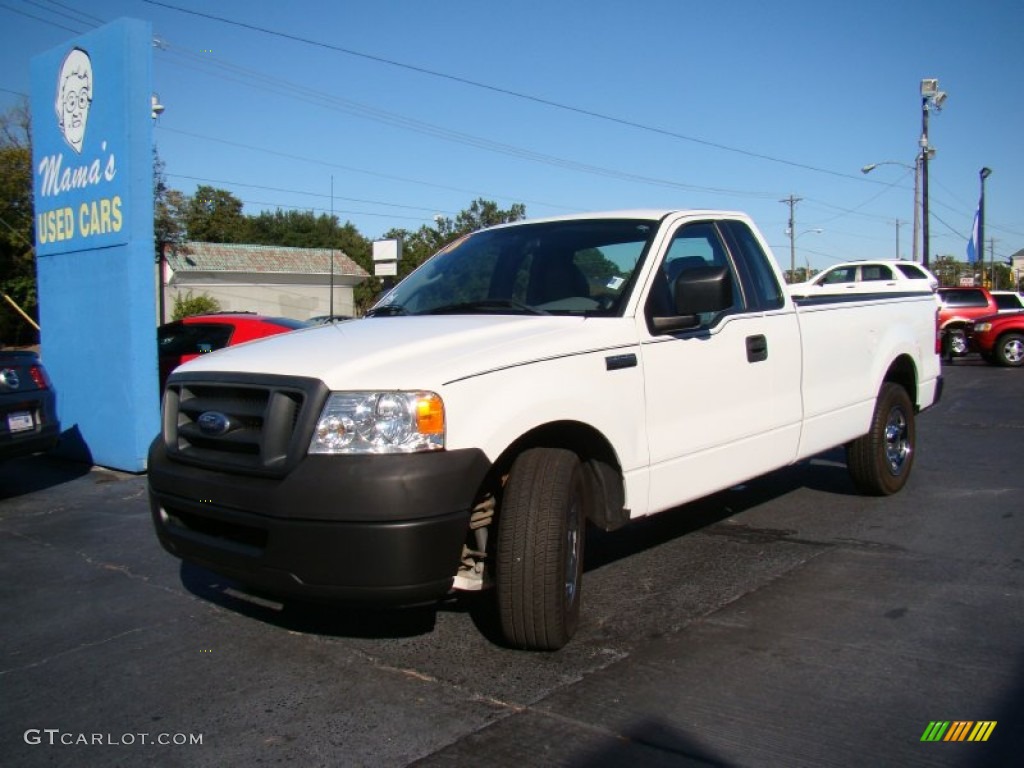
(884, 406), (911, 475)
(564, 497), (581, 606)
(1003, 339), (1024, 364)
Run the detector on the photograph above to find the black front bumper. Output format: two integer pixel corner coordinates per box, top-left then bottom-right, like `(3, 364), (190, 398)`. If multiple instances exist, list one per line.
(148, 439), (491, 604)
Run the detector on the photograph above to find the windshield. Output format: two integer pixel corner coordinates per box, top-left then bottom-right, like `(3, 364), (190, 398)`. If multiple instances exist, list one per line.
(370, 218), (656, 317)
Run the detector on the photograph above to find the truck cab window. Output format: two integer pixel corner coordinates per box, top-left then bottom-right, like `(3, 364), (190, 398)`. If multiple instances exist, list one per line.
(719, 220), (785, 310)
(647, 221), (743, 328)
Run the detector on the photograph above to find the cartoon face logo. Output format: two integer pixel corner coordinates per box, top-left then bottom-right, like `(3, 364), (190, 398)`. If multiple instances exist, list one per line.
(55, 47), (93, 154)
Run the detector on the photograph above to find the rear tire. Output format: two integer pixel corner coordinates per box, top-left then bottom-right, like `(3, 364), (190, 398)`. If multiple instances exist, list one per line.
(847, 383), (916, 496)
(497, 447), (585, 651)
(995, 333), (1024, 367)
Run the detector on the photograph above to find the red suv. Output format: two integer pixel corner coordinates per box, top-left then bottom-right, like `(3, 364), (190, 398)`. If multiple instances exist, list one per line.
(969, 312), (1024, 367)
(157, 313), (306, 388)
(937, 287), (998, 358)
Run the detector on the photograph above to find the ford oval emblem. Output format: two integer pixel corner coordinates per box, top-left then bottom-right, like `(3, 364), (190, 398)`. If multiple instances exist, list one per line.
(197, 411), (231, 436)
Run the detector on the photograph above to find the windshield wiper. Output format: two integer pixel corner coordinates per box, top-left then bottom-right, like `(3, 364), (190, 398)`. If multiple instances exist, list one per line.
(423, 299), (549, 316)
(365, 305), (408, 317)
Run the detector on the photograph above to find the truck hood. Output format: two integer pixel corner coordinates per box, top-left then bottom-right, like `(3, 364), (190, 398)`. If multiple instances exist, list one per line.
(172, 315), (633, 390)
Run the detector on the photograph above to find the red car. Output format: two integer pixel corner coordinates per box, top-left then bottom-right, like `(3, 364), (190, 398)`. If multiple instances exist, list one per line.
(969, 312), (1024, 367)
(158, 313), (306, 388)
(937, 287), (998, 357)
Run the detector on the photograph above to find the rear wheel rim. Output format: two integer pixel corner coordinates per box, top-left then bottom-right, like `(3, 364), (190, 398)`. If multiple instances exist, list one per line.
(884, 406), (911, 475)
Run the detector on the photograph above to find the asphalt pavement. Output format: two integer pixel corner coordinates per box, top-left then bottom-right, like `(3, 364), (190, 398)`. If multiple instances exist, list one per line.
(1, 360), (1022, 767)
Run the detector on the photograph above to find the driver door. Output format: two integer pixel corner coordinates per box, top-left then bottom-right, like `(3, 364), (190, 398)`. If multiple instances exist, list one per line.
(639, 217), (802, 514)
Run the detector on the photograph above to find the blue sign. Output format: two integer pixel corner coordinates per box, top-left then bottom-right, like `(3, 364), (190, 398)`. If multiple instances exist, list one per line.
(30, 19), (158, 472)
(30, 24), (142, 256)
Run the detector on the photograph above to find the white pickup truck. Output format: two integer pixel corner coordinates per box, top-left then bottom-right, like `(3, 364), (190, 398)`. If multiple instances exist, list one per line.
(149, 210), (942, 650)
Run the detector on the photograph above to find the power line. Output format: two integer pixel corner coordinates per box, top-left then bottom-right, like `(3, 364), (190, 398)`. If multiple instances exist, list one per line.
(235, 198), (432, 223)
(32, 0), (105, 25)
(155, 41), (996, 237)
(0, 0), (84, 34)
(166, 173), (457, 215)
(142, 0), (870, 183)
(9, 0), (1013, 241)
(155, 44), (778, 201)
(23, 0), (101, 28)
(808, 169), (913, 226)
(151, 7), (1011, 238)
(930, 209), (968, 243)
(156, 125), (575, 215)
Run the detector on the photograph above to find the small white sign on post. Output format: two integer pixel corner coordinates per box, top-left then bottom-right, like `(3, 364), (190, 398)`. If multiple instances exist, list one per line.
(373, 238), (401, 278)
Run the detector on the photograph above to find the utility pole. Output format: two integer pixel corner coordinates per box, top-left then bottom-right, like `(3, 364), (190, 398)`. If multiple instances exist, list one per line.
(989, 238), (998, 289)
(895, 219), (901, 260)
(780, 195), (802, 283)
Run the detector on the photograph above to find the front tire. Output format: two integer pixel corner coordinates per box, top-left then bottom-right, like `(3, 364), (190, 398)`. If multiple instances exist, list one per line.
(846, 383), (916, 496)
(946, 328), (968, 358)
(995, 333), (1024, 367)
(497, 447), (585, 651)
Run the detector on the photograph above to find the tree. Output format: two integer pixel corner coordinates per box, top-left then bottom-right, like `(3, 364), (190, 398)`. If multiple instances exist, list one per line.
(154, 148), (187, 256)
(931, 255), (1012, 290)
(185, 185), (247, 243)
(0, 101), (37, 346)
(382, 198), (527, 280)
(930, 255), (960, 288)
(245, 209), (366, 252)
(444, 198), (527, 236)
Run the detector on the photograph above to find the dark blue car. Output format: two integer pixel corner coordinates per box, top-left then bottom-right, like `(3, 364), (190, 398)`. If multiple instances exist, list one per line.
(0, 350), (60, 461)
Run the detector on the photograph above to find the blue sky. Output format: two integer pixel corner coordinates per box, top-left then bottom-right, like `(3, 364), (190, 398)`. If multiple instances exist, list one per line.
(2, 0), (1022, 273)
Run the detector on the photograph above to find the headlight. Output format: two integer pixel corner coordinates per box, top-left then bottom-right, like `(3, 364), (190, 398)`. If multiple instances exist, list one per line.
(973, 322), (992, 333)
(309, 391), (444, 454)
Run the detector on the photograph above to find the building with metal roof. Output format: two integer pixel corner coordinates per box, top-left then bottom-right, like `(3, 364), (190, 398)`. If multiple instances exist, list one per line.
(160, 242), (370, 323)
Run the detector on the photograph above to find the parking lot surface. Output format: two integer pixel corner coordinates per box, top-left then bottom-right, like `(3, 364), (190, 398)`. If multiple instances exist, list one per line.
(2, 361), (1022, 767)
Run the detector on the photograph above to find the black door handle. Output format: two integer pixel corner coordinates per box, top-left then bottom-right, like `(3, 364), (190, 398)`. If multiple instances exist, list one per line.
(746, 335), (767, 363)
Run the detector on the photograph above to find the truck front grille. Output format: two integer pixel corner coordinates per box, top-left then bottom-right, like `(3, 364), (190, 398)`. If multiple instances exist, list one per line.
(162, 373), (327, 476)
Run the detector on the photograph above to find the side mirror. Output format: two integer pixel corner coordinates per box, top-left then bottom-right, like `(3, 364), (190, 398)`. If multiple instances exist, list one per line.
(651, 266), (732, 333)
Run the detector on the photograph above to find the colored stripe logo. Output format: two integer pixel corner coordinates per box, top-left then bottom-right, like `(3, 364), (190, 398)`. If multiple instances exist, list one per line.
(921, 721), (996, 742)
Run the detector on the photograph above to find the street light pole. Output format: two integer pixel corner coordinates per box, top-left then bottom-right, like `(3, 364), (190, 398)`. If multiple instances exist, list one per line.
(919, 78), (947, 269)
(979, 167), (992, 284)
(860, 160), (919, 262)
(921, 98), (930, 267)
(912, 155), (920, 263)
